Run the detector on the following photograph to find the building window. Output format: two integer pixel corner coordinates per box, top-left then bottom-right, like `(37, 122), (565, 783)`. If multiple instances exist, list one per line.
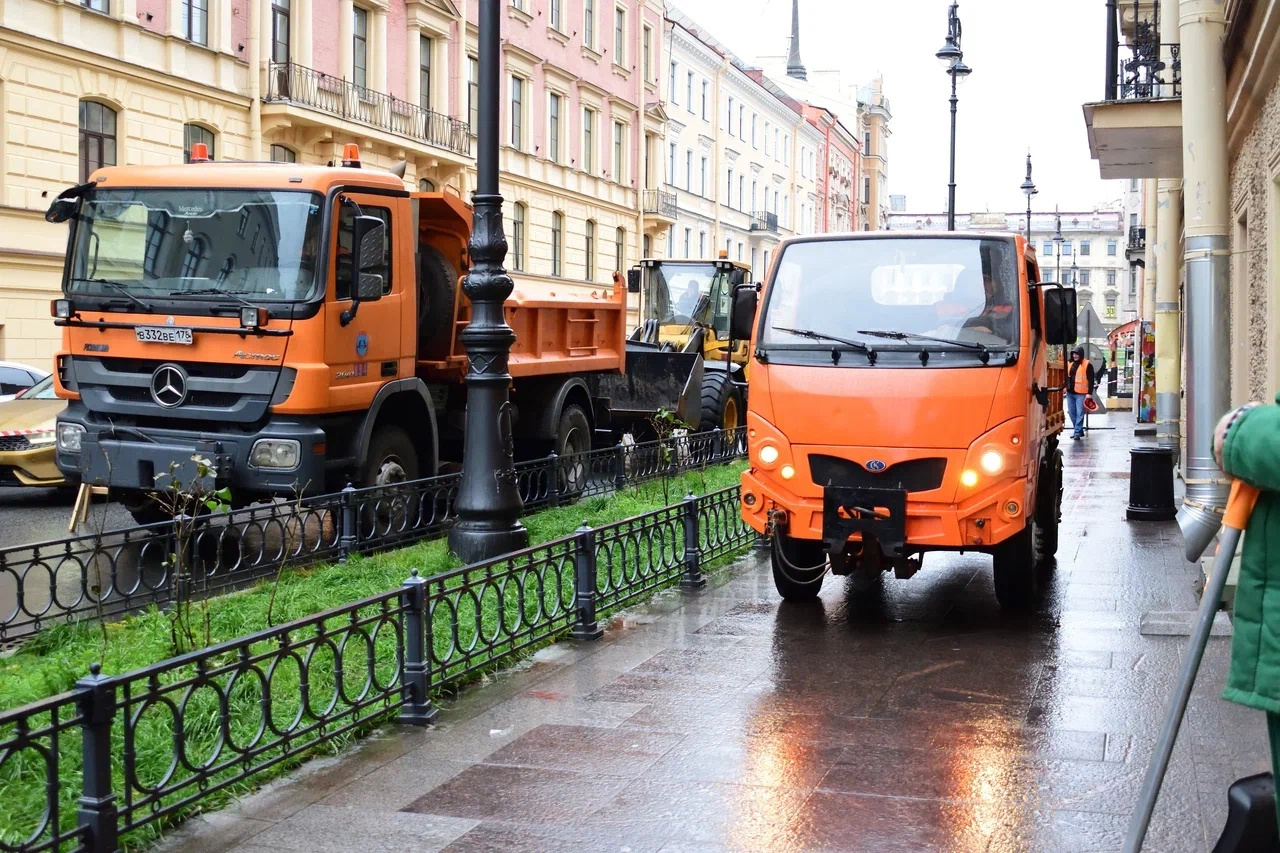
(509, 203), (526, 271)
(583, 0), (594, 50)
(585, 220), (596, 279)
(583, 107), (595, 173)
(701, 81), (709, 120)
(1107, 269), (1117, 287)
(270, 144), (296, 162)
(738, 105), (745, 138)
(751, 114), (757, 147)
(727, 97), (735, 136)
(699, 156), (707, 196)
(550, 0), (561, 30)
(614, 7), (625, 61)
(180, 0), (209, 45)
(1130, 178), (1139, 191)
(468, 57), (479, 133)
(548, 93), (562, 162)
(181, 235), (208, 278)
(1105, 294), (1117, 318)
(727, 167), (733, 201)
(418, 178), (435, 191)
(352, 7), (368, 90)
(83, 0), (108, 12)
(551, 211), (563, 276)
(738, 175), (745, 211)
(615, 227), (625, 272)
(863, 176), (870, 204)
(184, 123), (215, 162)
(643, 233), (651, 258)
(668, 141), (676, 184)
(78, 100), (117, 182)
(1061, 240), (1072, 256)
(1080, 239), (1091, 256)
(1107, 240), (1118, 256)
(419, 36), (433, 111)
(1079, 269), (1091, 287)
(271, 0), (290, 65)
(685, 150), (692, 192)
(699, 231), (706, 257)
(864, 130), (871, 153)
(683, 227), (691, 256)
(764, 122), (771, 157)
(642, 26), (652, 80)
(1042, 240), (1053, 255)
(510, 76), (524, 150)
(686, 72), (693, 113)
(669, 62), (678, 104)
(612, 121), (624, 182)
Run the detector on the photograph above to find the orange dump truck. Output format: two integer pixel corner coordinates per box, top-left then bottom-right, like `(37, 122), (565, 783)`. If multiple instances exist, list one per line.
(729, 232), (1075, 608)
(45, 145), (702, 522)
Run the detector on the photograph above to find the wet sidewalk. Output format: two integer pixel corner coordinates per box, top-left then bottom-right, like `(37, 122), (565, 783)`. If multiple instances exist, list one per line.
(161, 414), (1271, 853)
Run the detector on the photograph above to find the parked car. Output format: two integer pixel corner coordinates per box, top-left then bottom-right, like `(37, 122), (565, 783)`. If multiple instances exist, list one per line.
(0, 374), (67, 487)
(0, 361), (50, 403)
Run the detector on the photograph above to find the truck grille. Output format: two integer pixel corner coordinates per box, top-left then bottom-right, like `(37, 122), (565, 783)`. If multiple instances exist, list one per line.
(809, 455), (948, 493)
(0, 436), (31, 452)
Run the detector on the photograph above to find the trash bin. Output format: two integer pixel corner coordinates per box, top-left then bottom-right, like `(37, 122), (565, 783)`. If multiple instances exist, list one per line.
(1128, 446), (1177, 521)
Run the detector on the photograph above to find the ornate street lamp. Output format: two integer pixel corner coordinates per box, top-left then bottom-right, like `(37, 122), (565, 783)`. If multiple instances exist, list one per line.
(1020, 151), (1037, 240)
(936, 1), (971, 231)
(448, 0), (530, 563)
(1053, 209), (1064, 285)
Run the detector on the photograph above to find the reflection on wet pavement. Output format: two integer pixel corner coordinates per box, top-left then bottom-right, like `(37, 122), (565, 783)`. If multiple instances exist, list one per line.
(157, 414), (1271, 853)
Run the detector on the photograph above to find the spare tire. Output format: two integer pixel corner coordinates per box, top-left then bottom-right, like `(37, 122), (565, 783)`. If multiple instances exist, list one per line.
(417, 245), (458, 348)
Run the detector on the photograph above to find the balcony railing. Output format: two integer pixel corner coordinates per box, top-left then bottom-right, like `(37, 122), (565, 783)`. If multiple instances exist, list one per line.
(265, 62), (471, 157)
(1104, 1), (1181, 101)
(1128, 225), (1146, 251)
(750, 211), (779, 234)
(642, 189), (677, 219)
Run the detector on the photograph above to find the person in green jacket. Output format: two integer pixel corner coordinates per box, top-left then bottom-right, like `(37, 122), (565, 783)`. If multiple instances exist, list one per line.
(1214, 397), (1280, 826)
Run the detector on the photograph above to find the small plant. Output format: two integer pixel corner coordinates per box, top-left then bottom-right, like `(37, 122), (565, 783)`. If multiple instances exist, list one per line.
(649, 408), (694, 503)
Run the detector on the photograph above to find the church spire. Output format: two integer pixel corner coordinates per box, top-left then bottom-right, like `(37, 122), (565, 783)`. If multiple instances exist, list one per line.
(786, 0), (807, 81)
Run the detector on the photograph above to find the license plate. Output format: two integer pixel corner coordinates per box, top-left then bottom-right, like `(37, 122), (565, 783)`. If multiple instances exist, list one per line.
(135, 326), (193, 345)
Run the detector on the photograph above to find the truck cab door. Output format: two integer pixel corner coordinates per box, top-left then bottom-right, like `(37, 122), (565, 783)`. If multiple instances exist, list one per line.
(325, 193), (403, 411)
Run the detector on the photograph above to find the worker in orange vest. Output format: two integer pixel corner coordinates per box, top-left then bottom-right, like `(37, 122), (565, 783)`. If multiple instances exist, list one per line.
(1065, 346), (1096, 440)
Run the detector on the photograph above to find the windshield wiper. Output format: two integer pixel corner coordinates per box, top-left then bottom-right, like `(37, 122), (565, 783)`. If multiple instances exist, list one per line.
(69, 277), (153, 312)
(856, 329), (991, 364)
(771, 326), (877, 365)
(171, 287), (257, 308)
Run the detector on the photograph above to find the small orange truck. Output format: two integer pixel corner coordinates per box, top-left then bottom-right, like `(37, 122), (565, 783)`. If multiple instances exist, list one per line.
(45, 144), (703, 522)
(729, 232), (1074, 608)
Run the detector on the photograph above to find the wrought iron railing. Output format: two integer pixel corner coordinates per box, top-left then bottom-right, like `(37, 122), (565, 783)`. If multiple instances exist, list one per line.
(1128, 225), (1146, 252)
(749, 211), (779, 233)
(641, 189), (677, 219)
(264, 62), (471, 157)
(0, 485), (754, 853)
(1105, 1), (1181, 101)
(0, 427), (745, 644)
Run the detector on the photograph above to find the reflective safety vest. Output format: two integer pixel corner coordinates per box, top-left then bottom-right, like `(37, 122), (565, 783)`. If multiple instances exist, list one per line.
(1072, 365), (1091, 394)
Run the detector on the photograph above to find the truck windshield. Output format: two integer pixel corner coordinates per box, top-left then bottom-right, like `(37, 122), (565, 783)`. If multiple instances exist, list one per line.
(759, 237), (1021, 356)
(67, 189), (325, 303)
(646, 262), (732, 326)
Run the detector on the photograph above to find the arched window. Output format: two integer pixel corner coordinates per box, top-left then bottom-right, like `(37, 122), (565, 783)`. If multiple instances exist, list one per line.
(510, 203), (526, 272)
(270, 144), (296, 163)
(181, 235), (208, 278)
(79, 100), (117, 182)
(184, 123), (215, 162)
(614, 227), (625, 273)
(418, 177), (436, 191)
(585, 219), (596, 279)
(551, 211), (563, 277)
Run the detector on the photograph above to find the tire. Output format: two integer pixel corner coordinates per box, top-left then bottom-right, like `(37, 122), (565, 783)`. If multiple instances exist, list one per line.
(119, 491), (172, 526)
(359, 426), (420, 535)
(555, 404), (592, 500)
(1036, 448), (1063, 560)
(700, 370), (744, 434)
(992, 520), (1040, 609)
(770, 534), (827, 600)
(417, 246), (458, 348)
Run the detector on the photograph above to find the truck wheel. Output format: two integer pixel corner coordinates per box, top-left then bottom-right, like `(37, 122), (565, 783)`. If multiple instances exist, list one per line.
(770, 534), (827, 600)
(418, 246), (458, 348)
(555, 404), (591, 500)
(119, 491), (173, 526)
(992, 520), (1040, 609)
(700, 371), (743, 433)
(359, 426), (420, 534)
(1036, 449), (1064, 560)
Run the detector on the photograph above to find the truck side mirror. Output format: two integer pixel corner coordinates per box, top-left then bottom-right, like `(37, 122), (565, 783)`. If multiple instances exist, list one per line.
(45, 198), (77, 224)
(627, 268), (641, 293)
(729, 286), (758, 341)
(730, 269), (747, 286)
(1044, 286), (1077, 346)
(351, 215), (385, 303)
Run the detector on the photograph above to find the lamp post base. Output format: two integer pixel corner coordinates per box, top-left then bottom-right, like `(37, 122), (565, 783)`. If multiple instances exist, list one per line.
(449, 519), (529, 565)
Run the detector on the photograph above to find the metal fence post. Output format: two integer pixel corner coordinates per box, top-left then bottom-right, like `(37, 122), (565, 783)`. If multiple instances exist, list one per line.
(614, 440), (626, 490)
(547, 452), (561, 507)
(571, 523), (604, 640)
(338, 482), (357, 563)
(399, 569), (438, 725)
(681, 491), (706, 589)
(76, 663), (119, 853)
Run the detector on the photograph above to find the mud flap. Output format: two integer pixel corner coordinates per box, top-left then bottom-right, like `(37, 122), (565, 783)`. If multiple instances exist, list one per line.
(823, 486), (908, 558)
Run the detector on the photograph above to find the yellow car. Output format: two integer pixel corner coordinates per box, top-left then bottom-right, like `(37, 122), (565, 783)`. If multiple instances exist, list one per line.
(0, 374), (66, 487)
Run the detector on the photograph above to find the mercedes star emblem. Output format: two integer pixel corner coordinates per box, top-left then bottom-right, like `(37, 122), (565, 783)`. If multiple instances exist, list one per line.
(150, 364), (189, 408)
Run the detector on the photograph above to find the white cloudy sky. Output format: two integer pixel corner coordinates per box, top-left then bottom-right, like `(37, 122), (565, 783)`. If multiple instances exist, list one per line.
(672, 0), (1127, 214)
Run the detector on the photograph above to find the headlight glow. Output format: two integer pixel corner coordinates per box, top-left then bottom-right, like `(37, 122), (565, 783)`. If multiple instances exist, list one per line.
(980, 450), (1004, 474)
(56, 423), (85, 453)
(780, 464), (795, 480)
(960, 469), (979, 488)
(758, 444), (780, 466)
(250, 439), (300, 470)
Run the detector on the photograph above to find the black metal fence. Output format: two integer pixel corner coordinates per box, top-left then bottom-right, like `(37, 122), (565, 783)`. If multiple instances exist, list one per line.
(0, 485), (754, 853)
(0, 428), (745, 645)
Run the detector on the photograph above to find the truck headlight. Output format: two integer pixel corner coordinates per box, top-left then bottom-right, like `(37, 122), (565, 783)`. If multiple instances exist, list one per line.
(27, 429), (56, 448)
(250, 439), (300, 470)
(979, 450), (1004, 475)
(57, 423), (85, 452)
(758, 444), (780, 467)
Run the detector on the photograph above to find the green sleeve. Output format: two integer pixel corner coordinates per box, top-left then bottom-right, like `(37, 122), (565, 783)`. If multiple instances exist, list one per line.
(1222, 405), (1280, 491)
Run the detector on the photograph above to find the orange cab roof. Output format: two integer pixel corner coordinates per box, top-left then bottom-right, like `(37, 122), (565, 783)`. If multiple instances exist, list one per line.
(86, 161), (409, 193)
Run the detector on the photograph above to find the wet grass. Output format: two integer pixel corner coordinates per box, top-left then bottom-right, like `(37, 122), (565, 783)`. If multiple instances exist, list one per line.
(0, 463), (749, 850)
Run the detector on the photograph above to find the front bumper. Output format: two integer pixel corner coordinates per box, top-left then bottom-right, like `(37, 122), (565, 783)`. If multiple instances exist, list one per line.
(55, 404), (327, 497)
(741, 467), (1032, 552)
(0, 446), (64, 487)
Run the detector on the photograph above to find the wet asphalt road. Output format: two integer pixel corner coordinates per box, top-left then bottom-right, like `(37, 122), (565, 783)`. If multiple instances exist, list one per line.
(0, 486), (134, 550)
(158, 412), (1272, 853)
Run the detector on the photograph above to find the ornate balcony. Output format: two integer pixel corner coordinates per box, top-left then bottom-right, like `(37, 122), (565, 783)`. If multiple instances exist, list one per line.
(750, 211), (779, 234)
(641, 189), (677, 224)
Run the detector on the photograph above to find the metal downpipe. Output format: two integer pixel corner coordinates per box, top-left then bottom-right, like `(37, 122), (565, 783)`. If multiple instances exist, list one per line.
(1154, 178), (1182, 451)
(1175, 0), (1232, 563)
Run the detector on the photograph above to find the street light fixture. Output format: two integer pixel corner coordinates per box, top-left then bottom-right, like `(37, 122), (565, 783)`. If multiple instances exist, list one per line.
(1020, 151), (1037, 240)
(1053, 209), (1064, 285)
(936, 2), (970, 231)
(448, 0), (530, 563)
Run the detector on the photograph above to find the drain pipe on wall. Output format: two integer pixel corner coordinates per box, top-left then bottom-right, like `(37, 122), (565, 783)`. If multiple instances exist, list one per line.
(1176, 0), (1233, 564)
(248, 0), (262, 159)
(1143, 179), (1158, 314)
(1155, 0), (1185, 456)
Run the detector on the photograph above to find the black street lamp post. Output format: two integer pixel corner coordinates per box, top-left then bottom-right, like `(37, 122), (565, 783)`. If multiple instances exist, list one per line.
(936, 2), (971, 231)
(1020, 151), (1037, 240)
(448, 0), (530, 563)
